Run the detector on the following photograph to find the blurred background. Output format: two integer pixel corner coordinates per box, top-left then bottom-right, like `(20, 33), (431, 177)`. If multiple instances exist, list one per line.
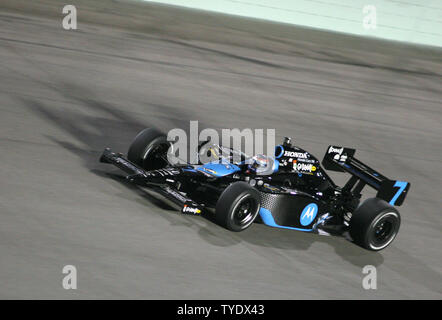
(144, 0), (442, 47)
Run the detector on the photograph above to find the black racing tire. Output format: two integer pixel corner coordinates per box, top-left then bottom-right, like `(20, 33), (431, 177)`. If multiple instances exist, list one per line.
(350, 198), (401, 251)
(127, 128), (169, 170)
(215, 182), (261, 232)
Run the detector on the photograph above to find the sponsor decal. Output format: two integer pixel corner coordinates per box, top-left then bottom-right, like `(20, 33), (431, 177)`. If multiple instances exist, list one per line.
(204, 168), (217, 174)
(284, 151), (308, 159)
(195, 168), (213, 177)
(300, 203), (318, 226)
(115, 158), (145, 175)
(164, 187), (189, 203)
(328, 146), (347, 162)
(328, 146), (344, 154)
(182, 205), (201, 214)
(328, 146), (347, 161)
(294, 162), (316, 173)
(263, 184), (278, 191)
(157, 168), (180, 175)
(294, 158), (315, 164)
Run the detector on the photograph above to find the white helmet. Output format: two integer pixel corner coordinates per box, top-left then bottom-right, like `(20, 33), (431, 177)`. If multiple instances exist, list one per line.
(251, 154), (276, 175)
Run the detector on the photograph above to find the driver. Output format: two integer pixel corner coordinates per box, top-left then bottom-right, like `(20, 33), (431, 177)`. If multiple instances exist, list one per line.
(246, 154), (273, 175)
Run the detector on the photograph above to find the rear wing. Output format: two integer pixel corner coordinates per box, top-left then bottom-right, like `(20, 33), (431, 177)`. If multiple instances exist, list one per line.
(322, 146), (410, 206)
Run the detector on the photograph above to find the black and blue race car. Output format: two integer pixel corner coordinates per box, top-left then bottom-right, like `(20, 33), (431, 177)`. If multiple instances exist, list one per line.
(99, 128), (410, 251)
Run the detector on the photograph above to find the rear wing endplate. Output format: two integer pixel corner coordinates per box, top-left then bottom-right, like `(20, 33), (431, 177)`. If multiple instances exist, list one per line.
(322, 146), (410, 206)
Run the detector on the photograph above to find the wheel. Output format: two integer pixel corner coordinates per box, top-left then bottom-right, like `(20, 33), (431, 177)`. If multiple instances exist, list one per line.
(215, 182), (261, 232)
(127, 128), (170, 170)
(349, 198), (401, 251)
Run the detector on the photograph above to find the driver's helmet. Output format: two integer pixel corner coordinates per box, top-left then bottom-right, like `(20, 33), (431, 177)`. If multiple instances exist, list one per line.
(251, 154), (270, 170)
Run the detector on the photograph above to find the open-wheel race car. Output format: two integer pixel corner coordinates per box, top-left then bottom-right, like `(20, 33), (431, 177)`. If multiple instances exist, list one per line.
(99, 128), (410, 251)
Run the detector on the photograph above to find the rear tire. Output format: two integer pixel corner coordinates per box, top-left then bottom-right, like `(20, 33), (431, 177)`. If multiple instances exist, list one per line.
(350, 198), (401, 251)
(127, 128), (169, 170)
(215, 182), (260, 232)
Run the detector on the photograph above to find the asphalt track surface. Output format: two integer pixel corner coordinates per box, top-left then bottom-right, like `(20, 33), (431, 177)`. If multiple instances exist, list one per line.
(0, 0), (441, 299)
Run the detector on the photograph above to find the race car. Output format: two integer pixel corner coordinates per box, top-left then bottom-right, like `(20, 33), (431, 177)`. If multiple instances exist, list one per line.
(99, 128), (410, 251)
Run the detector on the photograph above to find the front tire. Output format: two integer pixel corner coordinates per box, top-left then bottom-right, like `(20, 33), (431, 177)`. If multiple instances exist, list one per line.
(215, 182), (260, 232)
(350, 198), (401, 251)
(127, 128), (169, 171)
